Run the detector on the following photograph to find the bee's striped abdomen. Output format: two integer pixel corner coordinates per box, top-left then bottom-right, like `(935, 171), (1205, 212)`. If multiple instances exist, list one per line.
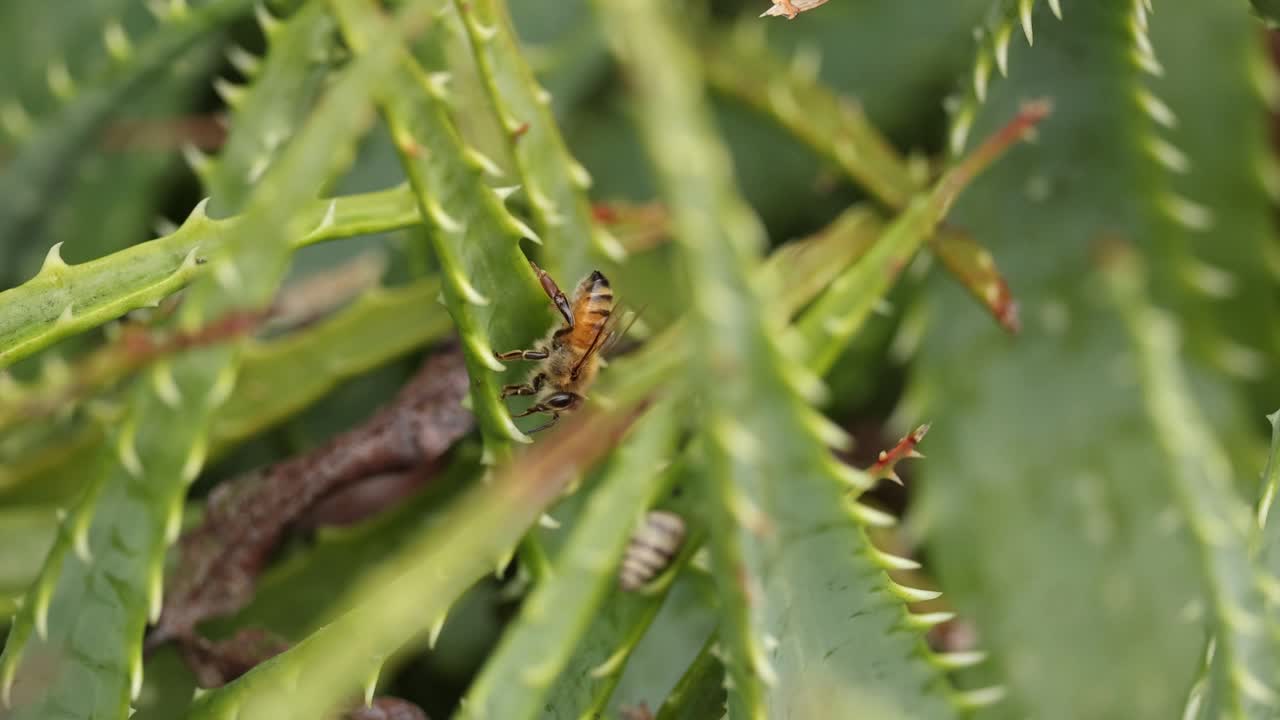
(620, 510), (686, 591)
(567, 270), (613, 352)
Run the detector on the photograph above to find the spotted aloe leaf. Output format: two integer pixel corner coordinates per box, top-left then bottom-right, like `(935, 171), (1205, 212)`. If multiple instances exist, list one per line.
(911, 1), (1270, 717)
(0, 0), (419, 712)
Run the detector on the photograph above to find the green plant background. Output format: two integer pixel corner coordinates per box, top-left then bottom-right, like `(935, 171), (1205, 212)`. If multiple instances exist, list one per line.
(1, 0), (1279, 718)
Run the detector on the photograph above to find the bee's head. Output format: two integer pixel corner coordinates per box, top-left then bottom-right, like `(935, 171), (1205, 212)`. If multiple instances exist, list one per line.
(542, 391), (584, 412)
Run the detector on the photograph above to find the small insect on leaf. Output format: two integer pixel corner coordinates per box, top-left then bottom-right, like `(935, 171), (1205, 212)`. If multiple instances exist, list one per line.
(620, 510), (687, 591)
(496, 266), (641, 435)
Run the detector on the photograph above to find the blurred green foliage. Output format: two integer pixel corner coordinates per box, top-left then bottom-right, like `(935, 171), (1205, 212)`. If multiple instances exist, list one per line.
(1, 0), (1279, 718)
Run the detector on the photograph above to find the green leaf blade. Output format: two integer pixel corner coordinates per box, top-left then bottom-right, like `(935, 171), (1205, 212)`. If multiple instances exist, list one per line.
(592, 2), (958, 717)
(335, 0), (550, 458)
(0, 185), (422, 370)
(201, 1), (340, 214)
(458, 400), (679, 720)
(913, 3), (1257, 717)
(0, 0), (409, 712)
(456, 0), (619, 282)
(0, 0), (255, 285)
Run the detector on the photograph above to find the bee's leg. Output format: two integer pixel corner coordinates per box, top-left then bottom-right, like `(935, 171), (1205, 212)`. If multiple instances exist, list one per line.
(500, 383), (537, 399)
(529, 259), (575, 328)
(527, 413), (560, 434)
(511, 403), (549, 418)
(495, 348), (549, 361)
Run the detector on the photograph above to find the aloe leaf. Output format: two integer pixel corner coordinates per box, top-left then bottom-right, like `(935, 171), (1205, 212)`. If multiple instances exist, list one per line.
(333, 0), (551, 459)
(911, 2), (1251, 716)
(531, 206), (883, 718)
(455, 0), (621, 282)
(605, 569), (719, 718)
(0, 507), (58, 601)
(592, 1), (959, 717)
(181, 199), (680, 715)
(0, 184), (419, 370)
(704, 23), (917, 209)
(0, 1), (413, 712)
(42, 35), (222, 271)
(946, 0), (1061, 158)
(541, 483), (709, 719)
(707, 21), (1030, 338)
(654, 633), (725, 720)
(457, 399), (678, 719)
(0, 0), (134, 118)
(0, 0), (255, 285)
(1103, 244), (1280, 717)
(1197, 0), (1280, 664)
(539, 199), (895, 714)
(1146, 0), (1280, 401)
(798, 103), (1044, 375)
(199, 1), (340, 214)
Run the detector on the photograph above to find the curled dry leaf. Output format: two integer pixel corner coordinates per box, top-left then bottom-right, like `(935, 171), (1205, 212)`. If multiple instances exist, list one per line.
(930, 228), (1020, 334)
(868, 423), (930, 486)
(295, 464), (443, 530)
(147, 345), (474, 650)
(180, 627), (293, 688)
(759, 0), (831, 19)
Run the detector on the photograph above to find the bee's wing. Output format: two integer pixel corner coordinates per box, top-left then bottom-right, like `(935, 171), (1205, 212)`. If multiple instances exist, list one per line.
(570, 303), (643, 379)
(598, 304), (646, 358)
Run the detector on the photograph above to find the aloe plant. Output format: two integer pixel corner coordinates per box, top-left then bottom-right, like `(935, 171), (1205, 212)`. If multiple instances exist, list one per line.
(3, 0), (1280, 719)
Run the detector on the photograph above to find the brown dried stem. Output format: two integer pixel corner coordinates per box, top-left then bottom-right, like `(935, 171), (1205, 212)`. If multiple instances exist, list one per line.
(147, 345), (474, 650)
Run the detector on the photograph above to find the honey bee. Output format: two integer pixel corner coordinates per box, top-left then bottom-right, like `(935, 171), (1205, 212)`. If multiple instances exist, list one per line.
(495, 260), (624, 433)
(619, 510), (686, 592)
